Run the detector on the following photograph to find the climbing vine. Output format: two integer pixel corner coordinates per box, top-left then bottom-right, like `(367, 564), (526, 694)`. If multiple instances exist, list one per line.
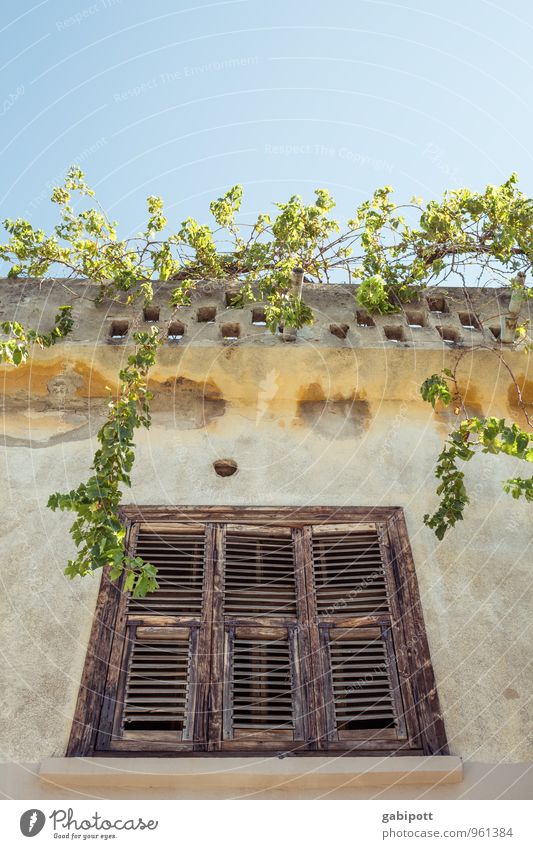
(47, 329), (160, 596)
(0, 168), (531, 591)
(421, 368), (532, 538)
(0, 305), (73, 365)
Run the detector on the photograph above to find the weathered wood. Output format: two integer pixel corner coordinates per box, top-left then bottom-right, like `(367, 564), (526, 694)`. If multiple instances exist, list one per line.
(126, 615), (202, 627)
(318, 615), (381, 628)
(92, 521), (138, 752)
(182, 627), (198, 742)
(135, 626), (190, 640)
(223, 616), (295, 629)
(66, 566), (125, 756)
(288, 626), (306, 741)
(386, 511), (449, 755)
(71, 505), (447, 758)
(378, 520), (423, 749)
(121, 505), (399, 526)
(295, 526), (331, 748)
(319, 626), (338, 743)
(381, 622), (408, 741)
(222, 627), (234, 741)
(293, 527), (316, 747)
(311, 523), (377, 535)
(136, 522), (206, 534)
(207, 524), (225, 750)
(193, 523), (216, 749)
(328, 627), (382, 641)
(234, 626), (288, 640)
(225, 523), (292, 537)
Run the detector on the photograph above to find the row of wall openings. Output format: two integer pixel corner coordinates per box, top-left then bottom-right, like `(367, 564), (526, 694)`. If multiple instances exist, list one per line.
(111, 318), (487, 345)
(135, 298), (482, 331)
(112, 297), (485, 343)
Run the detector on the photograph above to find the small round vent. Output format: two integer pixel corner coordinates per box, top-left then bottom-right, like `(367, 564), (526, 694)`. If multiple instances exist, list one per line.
(213, 458), (238, 477)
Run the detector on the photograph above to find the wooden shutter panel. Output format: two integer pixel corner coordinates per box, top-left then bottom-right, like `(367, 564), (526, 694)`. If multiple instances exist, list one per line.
(96, 524), (212, 752)
(312, 528), (389, 618)
(101, 624), (200, 750)
(223, 525), (297, 618)
(221, 625), (307, 750)
(308, 525), (413, 750)
(216, 526), (310, 750)
(320, 626), (407, 744)
(128, 527), (205, 616)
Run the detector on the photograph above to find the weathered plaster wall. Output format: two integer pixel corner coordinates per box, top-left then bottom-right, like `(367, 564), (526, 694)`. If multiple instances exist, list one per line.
(0, 281), (532, 769)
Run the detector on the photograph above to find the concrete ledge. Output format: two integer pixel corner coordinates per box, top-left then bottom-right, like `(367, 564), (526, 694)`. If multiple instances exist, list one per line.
(40, 756), (463, 791)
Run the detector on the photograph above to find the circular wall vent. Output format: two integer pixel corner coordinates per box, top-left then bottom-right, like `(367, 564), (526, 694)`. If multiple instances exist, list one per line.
(213, 458), (238, 477)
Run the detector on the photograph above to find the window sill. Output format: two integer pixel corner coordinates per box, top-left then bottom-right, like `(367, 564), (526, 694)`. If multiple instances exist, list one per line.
(40, 756), (463, 792)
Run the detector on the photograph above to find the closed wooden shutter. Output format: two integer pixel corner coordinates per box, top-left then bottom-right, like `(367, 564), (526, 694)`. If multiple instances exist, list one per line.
(96, 524), (211, 752)
(312, 528), (388, 617)
(222, 626), (306, 747)
(218, 526), (309, 750)
(119, 626), (196, 738)
(70, 508), (447, 758)
(128, 528), (205, 615)
(308, 525), (410, 750)
(224, 526), (297, 617)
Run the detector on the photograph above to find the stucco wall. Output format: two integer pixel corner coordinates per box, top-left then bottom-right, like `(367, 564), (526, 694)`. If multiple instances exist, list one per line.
(1, 281), (531, 767)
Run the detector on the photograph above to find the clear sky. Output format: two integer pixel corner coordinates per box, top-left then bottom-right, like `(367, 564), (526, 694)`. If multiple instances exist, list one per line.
(1, 0), (532, 237)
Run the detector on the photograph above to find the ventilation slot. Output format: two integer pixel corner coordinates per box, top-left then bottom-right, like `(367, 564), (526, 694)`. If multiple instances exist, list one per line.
(232, 638), (294, 730)
(226, 290), (240, 307)
(143, 306), (160, 322)
(128, 531), (205, 615)
(109, 320), (129, 340)
(384, 325), (406, 343)
(221, 322), (240, 341)
(356, 310), (375, 327)
(312, 531), (389, 617)
(167, 321), (184, 342)
(458, 312), (480, 331)
(252, 307), (266, 326)
(437, 326), (460, 345)
(426, 295), (448, 313)
(197, 306), (217, 323)
(122, 637), (191, 731)
(405, 310), (426, 328)
(329, 323), (349, 339)
(329, 638), (396, 729)
(224, 533), (297, 616)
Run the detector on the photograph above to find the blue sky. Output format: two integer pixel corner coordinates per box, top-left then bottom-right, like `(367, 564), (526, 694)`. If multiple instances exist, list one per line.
(1, 0), (532, 237)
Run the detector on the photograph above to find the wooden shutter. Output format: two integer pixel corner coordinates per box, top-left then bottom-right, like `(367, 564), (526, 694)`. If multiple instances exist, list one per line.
(128, 527), (205, 616)
(105, 624), (199, 750)
(217, 526), (310, 751)
(69, 507), (448, 758)
(312, 527), (389, 618)
(95, 524), (212, 752)
(224, 526), (297, 618)
(306, 525), (414, 751)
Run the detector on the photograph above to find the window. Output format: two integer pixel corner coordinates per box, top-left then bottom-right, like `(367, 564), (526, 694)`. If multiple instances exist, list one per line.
(68, 507), (448, 757)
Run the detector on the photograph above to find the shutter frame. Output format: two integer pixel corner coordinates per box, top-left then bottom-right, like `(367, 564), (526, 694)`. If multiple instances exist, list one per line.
(69, 506), (448, 757)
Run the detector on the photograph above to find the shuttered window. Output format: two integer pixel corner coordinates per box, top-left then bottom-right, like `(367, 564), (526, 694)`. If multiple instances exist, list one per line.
(69, 508), (448, 757)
